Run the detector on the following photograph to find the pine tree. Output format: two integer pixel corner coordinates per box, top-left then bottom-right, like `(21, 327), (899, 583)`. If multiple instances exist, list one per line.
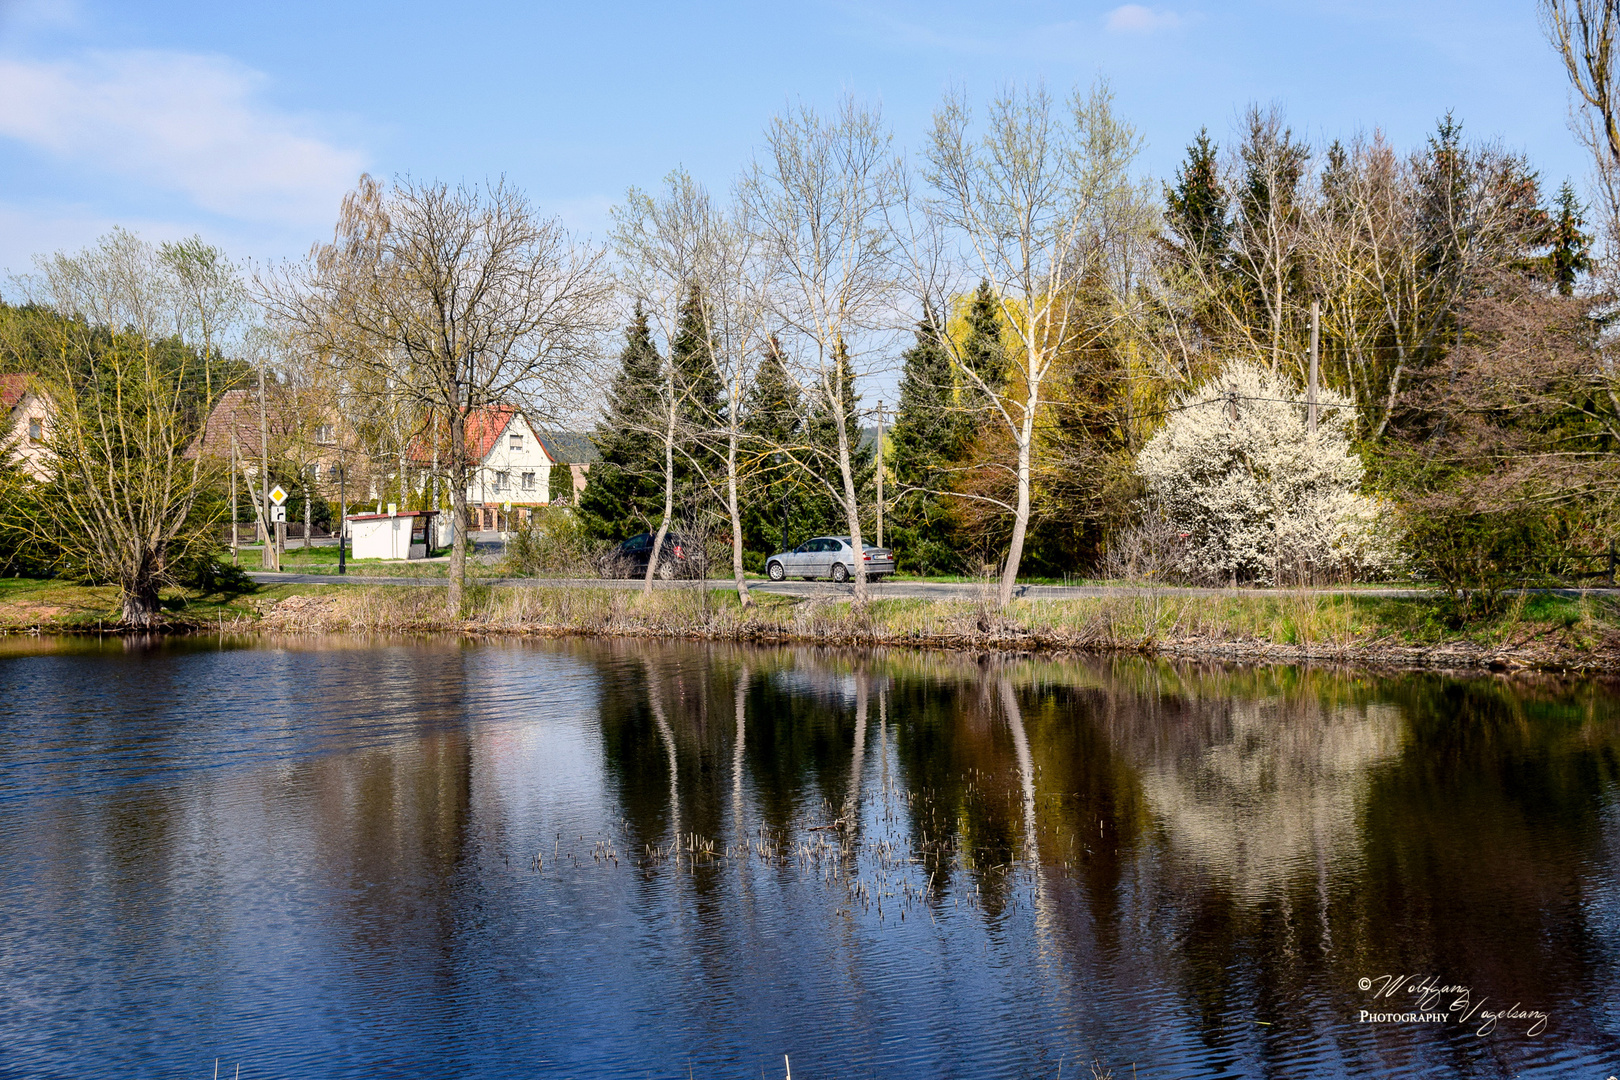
(1548, 180), (1593, 296)
(888, 308), (964, 573)
(801, 341), (873, 540)
(739, 335), (808, 562)
(577, 305), (666, 541)
(958, 280), (1008, 403)
(1165, 129), (1228, 264)
(670, 282), (725, 506)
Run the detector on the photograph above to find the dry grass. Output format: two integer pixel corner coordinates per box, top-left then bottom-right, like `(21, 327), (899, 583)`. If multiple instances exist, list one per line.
(240, 582), (1620, 670)
(6, 577), (1617, 671)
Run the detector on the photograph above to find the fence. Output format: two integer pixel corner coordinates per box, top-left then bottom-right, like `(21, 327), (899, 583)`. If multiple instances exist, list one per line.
(222, 523), (333, 544)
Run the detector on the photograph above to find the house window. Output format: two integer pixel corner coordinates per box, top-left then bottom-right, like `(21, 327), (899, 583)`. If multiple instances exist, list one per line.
(509, 432), (523, 450)
(28, 418), (42, 442)
(494, 470), (508, 491)
(314, 424), (335, 445)
(522, 471), (535, 490)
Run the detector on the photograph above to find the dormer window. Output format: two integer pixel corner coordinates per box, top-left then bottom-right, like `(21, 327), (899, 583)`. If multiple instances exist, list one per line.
(28, 418), (42, 442)
(509, 432), (523, 451)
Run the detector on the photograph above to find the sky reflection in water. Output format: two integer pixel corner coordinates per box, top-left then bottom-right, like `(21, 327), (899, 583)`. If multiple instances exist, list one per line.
(0, 636), (1617, 1078)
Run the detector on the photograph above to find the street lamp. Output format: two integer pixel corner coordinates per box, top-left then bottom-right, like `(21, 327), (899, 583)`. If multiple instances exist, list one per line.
(337, 459), (347, 575)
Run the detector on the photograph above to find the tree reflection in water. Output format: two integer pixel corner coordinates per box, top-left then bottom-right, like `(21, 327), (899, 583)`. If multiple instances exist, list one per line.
(1, 637), (1618, 1078)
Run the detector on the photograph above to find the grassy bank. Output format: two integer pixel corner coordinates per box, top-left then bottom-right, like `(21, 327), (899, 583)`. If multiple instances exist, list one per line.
(4, 576), (1617, 671)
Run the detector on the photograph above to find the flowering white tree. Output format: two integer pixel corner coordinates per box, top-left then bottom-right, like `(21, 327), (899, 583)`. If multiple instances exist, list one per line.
(1134, 359), (1398, 585)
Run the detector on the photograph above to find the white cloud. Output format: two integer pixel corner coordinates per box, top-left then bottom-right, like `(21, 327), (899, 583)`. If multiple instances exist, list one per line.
(0, 49), (366, 229)
(1105, 5), (1186, 33)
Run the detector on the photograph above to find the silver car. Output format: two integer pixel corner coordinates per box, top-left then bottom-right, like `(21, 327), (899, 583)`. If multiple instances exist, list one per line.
(766, 536), (896, 582)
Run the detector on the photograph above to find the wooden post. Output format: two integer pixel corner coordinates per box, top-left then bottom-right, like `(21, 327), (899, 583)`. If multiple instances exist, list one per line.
(1308, 300), (1320, 436)
(875, 399), (884, 549)
(275, 520), (285, 572)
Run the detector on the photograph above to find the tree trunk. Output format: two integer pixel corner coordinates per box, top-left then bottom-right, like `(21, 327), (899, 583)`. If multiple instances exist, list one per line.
(997, 405), (1035, 608)
(448, 407), (469, 616)
(726, 424), (751, 608)
(259, 362), (274, 570)
(645, 381), (677, 595)
(831, 369), (867, 606)
(121, 560), (161, 627)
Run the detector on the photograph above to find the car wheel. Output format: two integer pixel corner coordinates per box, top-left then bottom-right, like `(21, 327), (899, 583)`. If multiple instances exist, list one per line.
(656, 559), (676, 581)
(831, 563), (849, 583)
(767, 561), (785, 581)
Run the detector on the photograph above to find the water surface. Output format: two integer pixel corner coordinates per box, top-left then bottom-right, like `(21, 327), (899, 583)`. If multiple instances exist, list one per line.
(1, 636), (1617, 1078)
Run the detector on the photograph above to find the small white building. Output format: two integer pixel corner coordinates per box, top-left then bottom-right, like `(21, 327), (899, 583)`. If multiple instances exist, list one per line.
(346, 510), (438, 560)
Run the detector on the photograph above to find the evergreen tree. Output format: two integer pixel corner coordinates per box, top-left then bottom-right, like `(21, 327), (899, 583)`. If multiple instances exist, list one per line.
(888, 309), (961, 573)
(1164, 129), (1229, 264)
(739, 335), (808, 564)
(670, 283), (725, 519)
(800, 341), (874, 541)
(577, 305), (666, 541)
(958, 280), (1008, 402)
(1548, 180), (1593, 296)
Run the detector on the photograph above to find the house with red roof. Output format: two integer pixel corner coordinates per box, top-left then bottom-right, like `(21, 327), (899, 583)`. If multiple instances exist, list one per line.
(1, 373), (52, 480)
(417, 406), (564, 532)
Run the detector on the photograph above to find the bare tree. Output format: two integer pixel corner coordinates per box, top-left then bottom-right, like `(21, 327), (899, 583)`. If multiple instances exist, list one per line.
(741, 98), (903, 606)
(10, 229), (242, 625)
(924, 82), (1145, 606)
(1543, 0), (1620, 277)
(267, 175), (611, 614)
(1229, 105), (1311, 377)
(612, 170), (767, 605)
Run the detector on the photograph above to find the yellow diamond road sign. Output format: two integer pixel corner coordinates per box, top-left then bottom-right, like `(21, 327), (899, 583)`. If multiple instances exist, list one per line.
(269, 485), (288, 506)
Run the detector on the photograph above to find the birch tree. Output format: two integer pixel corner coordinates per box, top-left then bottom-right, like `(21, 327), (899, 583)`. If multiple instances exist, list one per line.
(741, 98), (903, 606)
(267, 175), (611, 614)
(612, 170), (766, 605)
(924, 82), (1144, 606)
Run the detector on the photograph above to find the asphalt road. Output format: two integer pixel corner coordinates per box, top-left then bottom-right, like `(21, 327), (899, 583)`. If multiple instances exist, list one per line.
(246, 571), (1444, 601)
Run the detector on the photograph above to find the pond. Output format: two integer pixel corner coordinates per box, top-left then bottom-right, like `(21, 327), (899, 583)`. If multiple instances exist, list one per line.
(0, 636), (1617, 1078)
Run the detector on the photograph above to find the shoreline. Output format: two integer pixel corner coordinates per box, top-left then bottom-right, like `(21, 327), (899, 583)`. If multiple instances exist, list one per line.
(4, 579), (1618, 674)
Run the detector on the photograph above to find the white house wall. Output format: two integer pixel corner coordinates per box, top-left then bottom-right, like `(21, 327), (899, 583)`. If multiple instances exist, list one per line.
(2, 392), (52, 481)
(467, 414), (556, 506)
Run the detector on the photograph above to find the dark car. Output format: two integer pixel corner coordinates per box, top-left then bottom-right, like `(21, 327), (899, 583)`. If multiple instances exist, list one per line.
(599, 532), (708, 579)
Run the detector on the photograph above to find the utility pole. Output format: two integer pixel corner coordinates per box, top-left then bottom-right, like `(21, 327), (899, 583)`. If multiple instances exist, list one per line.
(229, 432), (239, 566)
(875, 400), (884, 549)
(1308, 300), (1320, 436)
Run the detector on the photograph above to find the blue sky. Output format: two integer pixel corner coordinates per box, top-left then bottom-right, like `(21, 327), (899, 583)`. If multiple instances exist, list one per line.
(0, 0), (1589, 279)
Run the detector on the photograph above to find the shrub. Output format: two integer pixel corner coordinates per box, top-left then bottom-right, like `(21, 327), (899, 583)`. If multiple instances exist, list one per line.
(1128, 359), (1399, 586)
(505, 506), (604, 576)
